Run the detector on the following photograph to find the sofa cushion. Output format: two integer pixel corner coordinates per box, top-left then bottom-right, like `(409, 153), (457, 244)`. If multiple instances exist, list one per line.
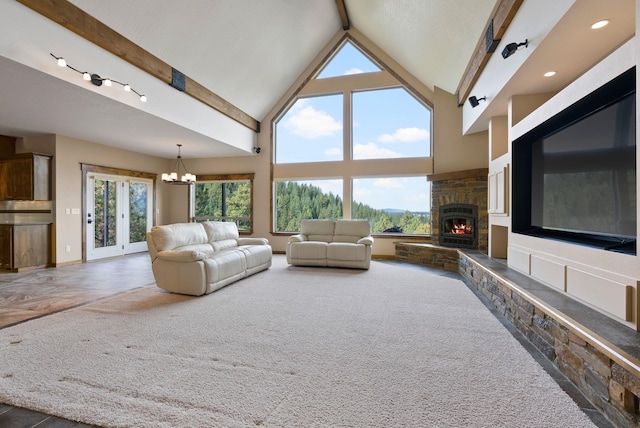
(150, 223), (208, 251)
(239, 245), (273, 269)
(211, 239), (239, 251)
(288, 241), (328, 260)
(332, 220), (371, 243)
(203, 249), (246, 283)
(327, 242), (367, 261)
(156, 249), (208, 262)
(300, 219), (335, 243)
(202, 221), (240, 243)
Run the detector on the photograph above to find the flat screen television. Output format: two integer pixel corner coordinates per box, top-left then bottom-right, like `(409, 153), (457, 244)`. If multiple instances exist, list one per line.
(512, 67), (636, 255)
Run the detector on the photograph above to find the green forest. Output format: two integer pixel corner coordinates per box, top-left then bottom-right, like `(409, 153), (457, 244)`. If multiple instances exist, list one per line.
(194, 181), (429, 234)
(276, 181), (430, 233)
(194, 181), (252, 229)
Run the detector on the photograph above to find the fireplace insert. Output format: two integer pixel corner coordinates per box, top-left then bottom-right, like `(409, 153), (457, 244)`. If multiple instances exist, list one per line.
(439, 204), (478, 249)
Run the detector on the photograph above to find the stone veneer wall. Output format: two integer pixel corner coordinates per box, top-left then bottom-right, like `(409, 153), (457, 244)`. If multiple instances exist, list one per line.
(428, 168), (488, 253)
(459, 253), (640, 428)
(395, 243), (459, 271)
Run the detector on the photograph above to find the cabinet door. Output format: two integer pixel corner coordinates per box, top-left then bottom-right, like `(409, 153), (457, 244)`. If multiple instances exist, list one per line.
(33, 155), (51, 200)
(12, 224), (50, 268)
(0, 226), (12, 269)
(9, 157), (34, 200)
(0, 160), (11, 200)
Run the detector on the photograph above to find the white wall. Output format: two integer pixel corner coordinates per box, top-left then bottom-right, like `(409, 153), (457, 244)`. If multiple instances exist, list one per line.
(21, 134), (171, 265)
(18, 27), (490, 262)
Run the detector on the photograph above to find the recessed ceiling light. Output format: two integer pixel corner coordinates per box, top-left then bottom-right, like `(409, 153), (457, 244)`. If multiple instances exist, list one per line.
(591, 19), (610, 29)
(544, 71), (556, 77)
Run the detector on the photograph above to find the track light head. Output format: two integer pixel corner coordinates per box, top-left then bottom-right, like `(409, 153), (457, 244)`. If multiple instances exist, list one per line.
(502, 39), (528, 59)
(468, 96), (486, 108)
(253, 146), (261, 154)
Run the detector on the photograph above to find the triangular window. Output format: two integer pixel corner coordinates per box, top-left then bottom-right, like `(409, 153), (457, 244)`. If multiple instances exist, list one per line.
(316, 41), (381, 79)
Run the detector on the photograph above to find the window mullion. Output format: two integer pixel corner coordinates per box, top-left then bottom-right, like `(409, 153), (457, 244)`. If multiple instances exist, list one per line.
(343, 90), (352, 219)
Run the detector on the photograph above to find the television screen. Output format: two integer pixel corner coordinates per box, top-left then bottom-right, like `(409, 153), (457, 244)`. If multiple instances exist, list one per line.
(512, 67), (636, 253)
(533, 92), (636, 238)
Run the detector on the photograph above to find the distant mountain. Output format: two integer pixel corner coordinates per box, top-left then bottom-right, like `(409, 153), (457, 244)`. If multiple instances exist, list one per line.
(382, 208), (430, 215)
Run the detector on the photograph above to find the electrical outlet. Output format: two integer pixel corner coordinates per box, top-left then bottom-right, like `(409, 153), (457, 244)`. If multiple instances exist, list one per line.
(65, 245), (71, 253)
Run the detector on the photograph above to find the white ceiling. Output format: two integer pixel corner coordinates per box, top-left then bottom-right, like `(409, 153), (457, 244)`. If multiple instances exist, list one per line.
(0, 0), (634, 159)
(0, 0), (497, 159)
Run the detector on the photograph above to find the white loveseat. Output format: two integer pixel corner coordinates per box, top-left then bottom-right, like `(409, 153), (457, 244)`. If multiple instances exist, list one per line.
(286, 219), (374, 269)
(146, 221), (272, 296)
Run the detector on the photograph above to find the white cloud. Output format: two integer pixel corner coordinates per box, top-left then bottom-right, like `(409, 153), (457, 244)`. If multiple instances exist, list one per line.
(283, 105), (342, 139)
(302, 179), (342, 196)
(377, 127), (429, 144)
(353, 187), (372, 199)
(344, 68), (364, 75)
(408, 192), (429, 204)
(324, 147), (342, 157)
(374, 178), (404, 189)
(353, 143), (401, 159)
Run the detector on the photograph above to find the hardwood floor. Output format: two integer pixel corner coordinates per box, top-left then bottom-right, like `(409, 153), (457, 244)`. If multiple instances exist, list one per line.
(0, 252), (154, 329)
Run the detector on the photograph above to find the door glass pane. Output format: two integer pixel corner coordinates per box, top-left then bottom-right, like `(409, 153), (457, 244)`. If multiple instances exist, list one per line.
(129, 182), (147, 244)
(94, 179), (117, 248)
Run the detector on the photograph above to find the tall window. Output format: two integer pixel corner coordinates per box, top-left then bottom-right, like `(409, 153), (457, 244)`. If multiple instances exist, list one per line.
(273, 37), (432, 235)
(191, 174), (254, 233)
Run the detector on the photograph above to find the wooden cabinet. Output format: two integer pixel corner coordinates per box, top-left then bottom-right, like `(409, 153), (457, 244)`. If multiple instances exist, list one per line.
(0, 224), (51, 271)
(0, 225), (11, 269)
(0, 153), (52, 200)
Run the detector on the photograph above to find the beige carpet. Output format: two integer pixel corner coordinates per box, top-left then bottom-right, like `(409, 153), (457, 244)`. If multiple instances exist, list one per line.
(0, 256), (595, 427)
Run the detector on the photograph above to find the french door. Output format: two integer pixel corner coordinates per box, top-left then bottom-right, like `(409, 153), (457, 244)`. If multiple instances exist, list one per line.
(86, 173), (153, 261)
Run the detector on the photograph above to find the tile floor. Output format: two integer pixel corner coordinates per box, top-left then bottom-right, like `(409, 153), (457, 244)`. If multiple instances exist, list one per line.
(0, 253), (615, 427)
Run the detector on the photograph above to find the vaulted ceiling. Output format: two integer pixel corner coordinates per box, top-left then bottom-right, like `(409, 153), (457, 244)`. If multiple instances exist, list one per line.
(0, 1), (634, 159)
(0, 0), (498, 158)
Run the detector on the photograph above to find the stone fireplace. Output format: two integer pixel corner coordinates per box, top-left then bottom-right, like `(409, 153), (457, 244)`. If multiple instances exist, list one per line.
(428, 168), (488, 253)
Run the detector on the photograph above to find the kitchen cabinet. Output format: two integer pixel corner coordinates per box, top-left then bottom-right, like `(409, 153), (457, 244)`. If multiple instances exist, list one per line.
(0, 153), (52, 200)
(0, 224), (52, 271)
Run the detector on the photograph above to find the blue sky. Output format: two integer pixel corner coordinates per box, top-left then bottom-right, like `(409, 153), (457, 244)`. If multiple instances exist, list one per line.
(275, 42), (431, 213)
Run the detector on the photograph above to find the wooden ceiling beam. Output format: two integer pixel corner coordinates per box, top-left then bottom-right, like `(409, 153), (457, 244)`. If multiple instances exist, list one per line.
(455, 0), (523, 107)
(335, 0), (350, 30)
(17, 0), (260, 133)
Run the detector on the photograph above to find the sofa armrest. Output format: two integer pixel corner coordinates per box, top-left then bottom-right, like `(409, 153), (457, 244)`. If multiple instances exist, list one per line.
(157, 249), (207, 262)
(238, 237), (269, 245)
(357, 236), (374, 246)
(288, 234), (307, 243)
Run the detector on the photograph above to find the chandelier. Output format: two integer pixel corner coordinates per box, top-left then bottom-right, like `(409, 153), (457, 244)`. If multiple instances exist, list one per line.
(162, 144), (196, 185)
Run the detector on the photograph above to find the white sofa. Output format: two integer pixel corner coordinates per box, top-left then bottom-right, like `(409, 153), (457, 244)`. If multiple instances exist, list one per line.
(286, 219), (374, 269)
(146, 221), (272, 296)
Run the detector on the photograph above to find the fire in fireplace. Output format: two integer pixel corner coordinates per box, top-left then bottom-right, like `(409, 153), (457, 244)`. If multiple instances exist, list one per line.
(439, 204), (478, 249)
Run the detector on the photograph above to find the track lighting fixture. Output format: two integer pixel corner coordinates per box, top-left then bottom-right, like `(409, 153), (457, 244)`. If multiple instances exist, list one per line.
(51, 53), (147, 102)
(162, 144), (196, 185)
(501, 39), (528, 59)
(468, 96), (486, 108)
